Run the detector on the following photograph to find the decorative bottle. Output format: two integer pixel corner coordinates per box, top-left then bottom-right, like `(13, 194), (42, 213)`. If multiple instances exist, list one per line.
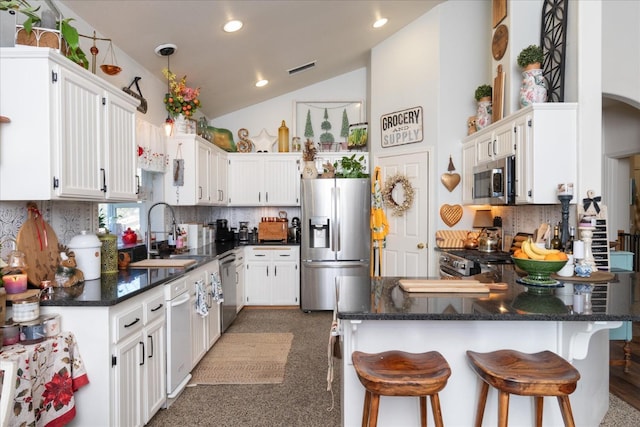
(550, 225), (561, 250)
(278, 120), (289, 152)
(564, 227), (575, 254)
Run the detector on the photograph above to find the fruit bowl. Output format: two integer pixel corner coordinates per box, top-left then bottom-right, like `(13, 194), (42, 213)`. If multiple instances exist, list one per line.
(511, 256), (568, 285)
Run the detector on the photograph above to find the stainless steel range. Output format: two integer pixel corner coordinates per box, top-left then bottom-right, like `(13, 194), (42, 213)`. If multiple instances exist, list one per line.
(439, 249), (513, 278)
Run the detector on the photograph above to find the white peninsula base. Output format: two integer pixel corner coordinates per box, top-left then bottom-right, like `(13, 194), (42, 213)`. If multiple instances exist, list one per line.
(340, 320), (620, 427)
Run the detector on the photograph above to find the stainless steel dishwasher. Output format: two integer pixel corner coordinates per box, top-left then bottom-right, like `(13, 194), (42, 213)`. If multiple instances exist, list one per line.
(219, 252), (237, 331)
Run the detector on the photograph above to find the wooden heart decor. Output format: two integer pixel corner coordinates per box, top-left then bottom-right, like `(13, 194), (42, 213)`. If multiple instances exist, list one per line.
(441, 173), (461, 192)
(440, 204), (463, 227)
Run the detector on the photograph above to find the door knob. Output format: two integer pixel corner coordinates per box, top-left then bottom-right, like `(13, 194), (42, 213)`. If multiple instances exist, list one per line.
(417, 243), (425, 249)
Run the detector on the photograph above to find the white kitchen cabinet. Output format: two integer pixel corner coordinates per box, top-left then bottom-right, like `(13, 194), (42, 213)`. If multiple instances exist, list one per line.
(475, 124), (515, 163)
(165, 134), (227, 206)
(462, 103), (577, 205)
(203, 260), (221, 349)
(0, 47), (138, 201)
(110, 285), (166, 427)
(245, 246), (300, 306)
(461, 140), (476, 204)
(189, 268), (209, 367)
(512, 103), (577, 204)
(227, 154), (300, 206)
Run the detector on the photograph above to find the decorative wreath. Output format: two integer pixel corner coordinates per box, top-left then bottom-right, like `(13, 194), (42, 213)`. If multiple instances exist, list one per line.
(382, 174), (415, 216)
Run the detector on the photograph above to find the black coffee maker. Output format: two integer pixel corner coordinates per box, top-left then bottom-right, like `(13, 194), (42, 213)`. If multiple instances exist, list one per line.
(215, 219), (234, 242)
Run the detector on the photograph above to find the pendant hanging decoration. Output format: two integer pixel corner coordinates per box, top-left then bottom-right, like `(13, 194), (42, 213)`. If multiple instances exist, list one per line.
(440, 155), (461, 192)
(382, 174), (415, 216)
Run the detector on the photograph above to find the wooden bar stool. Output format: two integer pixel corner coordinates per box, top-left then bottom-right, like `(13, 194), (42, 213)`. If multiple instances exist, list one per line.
(466, 349), (581, 427)
(352, 350), (451, 427)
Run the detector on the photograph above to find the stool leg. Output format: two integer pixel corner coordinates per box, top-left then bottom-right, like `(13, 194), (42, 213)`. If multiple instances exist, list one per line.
(430, 393), (445, 427)
(369, 393), (381, 427)
(534, 396), (543, 427)
(474, 382), (489, 427)
(361, 390), (371, 427)
(419, 396), (427, 427)
(557, 396), (576, 427)
(497, 391), (510, 427)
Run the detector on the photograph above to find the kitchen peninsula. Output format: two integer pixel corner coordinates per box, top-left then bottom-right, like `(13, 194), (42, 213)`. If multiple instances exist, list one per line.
(337, 273), (640, 427)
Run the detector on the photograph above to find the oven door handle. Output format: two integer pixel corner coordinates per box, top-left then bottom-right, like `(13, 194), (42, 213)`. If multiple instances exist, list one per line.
(170, 292), (190, 307)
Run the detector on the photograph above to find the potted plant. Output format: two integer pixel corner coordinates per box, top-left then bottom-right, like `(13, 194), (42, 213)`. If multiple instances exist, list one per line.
(474, 84), (492, 130)
(517, 44), (547, 107)
(517, 44), (544, 70)
(335, 154), (369, 178)
(1, 0), (88, 68)
(474, 84), (492, 102)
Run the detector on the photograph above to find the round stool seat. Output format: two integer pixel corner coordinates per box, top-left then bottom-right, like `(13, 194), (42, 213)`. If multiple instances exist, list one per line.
(466, 349), (581, 427)
(352, 350), (451, 427)
(466, 349), (580, 396)
(353, 350), (451, 396)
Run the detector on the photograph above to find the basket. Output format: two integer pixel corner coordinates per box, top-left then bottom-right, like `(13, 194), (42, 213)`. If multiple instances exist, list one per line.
(15, 25), (65, 51)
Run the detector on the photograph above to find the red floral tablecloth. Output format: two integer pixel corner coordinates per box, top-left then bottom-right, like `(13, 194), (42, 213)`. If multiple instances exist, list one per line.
(0, 331), (89, 427)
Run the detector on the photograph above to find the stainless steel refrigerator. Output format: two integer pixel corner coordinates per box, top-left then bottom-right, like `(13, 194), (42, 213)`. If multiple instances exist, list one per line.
(301, 178), (370, 311)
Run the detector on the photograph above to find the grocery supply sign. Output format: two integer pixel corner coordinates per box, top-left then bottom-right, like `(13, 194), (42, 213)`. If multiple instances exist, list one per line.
(380, 106), (423, 148)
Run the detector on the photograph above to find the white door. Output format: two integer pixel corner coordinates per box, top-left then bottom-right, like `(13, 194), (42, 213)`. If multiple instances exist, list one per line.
(376, 151), (430, 276)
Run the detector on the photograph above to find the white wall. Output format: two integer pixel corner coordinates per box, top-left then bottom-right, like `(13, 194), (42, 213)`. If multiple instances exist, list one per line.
(212, 68), (367, 141)
(603, 0), (640, 109)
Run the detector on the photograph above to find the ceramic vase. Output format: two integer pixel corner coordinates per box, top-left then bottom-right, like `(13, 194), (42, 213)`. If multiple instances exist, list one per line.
(302, 161), (318, 179)
(475, 98), (492, 130)
(519, 67), (547, 108)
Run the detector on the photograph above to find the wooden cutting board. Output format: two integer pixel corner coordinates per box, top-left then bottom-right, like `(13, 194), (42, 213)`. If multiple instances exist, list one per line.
(399, 279), (490, 293)
(16, 202), (61, 286)
(129, 259), (197, 269)
(435, 230), (474, 249)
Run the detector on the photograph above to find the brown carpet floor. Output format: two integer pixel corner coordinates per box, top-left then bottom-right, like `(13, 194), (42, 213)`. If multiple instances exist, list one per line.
(147, 308), (341, 427)
(147, 308), (639, 426)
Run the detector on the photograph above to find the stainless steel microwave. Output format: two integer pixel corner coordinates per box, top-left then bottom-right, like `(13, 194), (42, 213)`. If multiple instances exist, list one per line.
(472, 156), (515, 205)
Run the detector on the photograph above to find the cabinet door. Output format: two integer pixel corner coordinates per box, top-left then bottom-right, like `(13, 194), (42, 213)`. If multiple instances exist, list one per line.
(211, 150), (228, 205)
(513, 115), (531, 204)
(493, 124), (515, 159)
(271, 261), (299, 305)
(228, 156), (263, 205)
(245, 262), (271, 305)
(58, 67), (104, 199)
(104, 93), (137, 201)
(263, 157), (300, 205)
(197, 142), (211, 204)
(112, 332), (143, 427)
(143, 317), (166, 424)
(236, 260), (245, 312)
(461, 141), (476, 204)
(476, 133), (494, 164)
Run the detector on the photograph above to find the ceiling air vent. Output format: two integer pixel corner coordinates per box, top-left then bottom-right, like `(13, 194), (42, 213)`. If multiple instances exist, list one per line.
(288, 61), (316, 75)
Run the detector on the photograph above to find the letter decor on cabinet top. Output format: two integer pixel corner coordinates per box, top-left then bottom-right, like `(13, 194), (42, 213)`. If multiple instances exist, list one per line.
(381, 106), (423, 148)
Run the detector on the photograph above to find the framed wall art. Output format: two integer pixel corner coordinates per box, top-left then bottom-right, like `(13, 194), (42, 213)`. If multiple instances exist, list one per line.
(293, 101), (364, 151)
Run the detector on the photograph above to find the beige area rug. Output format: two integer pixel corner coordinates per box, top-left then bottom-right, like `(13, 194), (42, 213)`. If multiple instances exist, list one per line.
(189, 333), (293, 385)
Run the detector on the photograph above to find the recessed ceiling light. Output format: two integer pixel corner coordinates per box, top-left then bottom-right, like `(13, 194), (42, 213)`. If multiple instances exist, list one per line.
(373, 18), (388, 28)
(224, 20), (243, 33)
(255, 79), (269, 88)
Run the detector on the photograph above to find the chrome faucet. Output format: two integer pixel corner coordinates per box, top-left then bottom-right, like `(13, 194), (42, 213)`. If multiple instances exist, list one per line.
(146, 202), (178, 258)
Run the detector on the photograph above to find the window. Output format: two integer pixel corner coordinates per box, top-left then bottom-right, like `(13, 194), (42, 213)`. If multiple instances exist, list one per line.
(99, 203), (143, 237)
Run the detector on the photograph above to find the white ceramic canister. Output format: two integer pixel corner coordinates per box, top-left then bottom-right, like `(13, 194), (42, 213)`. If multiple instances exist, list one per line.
(68, 231), (102, 280)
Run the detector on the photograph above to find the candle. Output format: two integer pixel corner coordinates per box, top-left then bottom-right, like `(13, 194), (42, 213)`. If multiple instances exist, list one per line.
(2, 273), (28, 294)
(573, 240), (585, 259)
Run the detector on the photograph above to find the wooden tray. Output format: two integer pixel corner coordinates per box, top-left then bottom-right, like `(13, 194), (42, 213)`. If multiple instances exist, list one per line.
(6, 288), (41, 302)
(399, 279), (490, 293)
(551, 270), (616, 283)
(129, 259), (197, 269)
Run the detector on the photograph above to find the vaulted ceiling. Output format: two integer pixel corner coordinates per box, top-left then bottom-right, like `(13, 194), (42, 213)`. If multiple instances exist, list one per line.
(61, 0), (442, 118)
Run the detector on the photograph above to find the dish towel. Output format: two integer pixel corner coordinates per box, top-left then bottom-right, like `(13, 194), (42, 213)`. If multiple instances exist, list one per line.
(211, 271), (223, 302)
(195, 279), (208, 316)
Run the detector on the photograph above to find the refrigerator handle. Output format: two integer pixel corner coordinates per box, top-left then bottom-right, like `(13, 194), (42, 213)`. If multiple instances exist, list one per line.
(334, 186), (340, 252)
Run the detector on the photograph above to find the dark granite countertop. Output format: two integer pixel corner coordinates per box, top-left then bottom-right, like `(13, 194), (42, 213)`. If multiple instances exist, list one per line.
(337, 269), (640, 322)
(37, 242), (297, 307)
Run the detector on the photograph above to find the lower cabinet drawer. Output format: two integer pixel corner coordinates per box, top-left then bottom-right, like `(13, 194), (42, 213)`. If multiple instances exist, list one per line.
(112, 304), (144, 343)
